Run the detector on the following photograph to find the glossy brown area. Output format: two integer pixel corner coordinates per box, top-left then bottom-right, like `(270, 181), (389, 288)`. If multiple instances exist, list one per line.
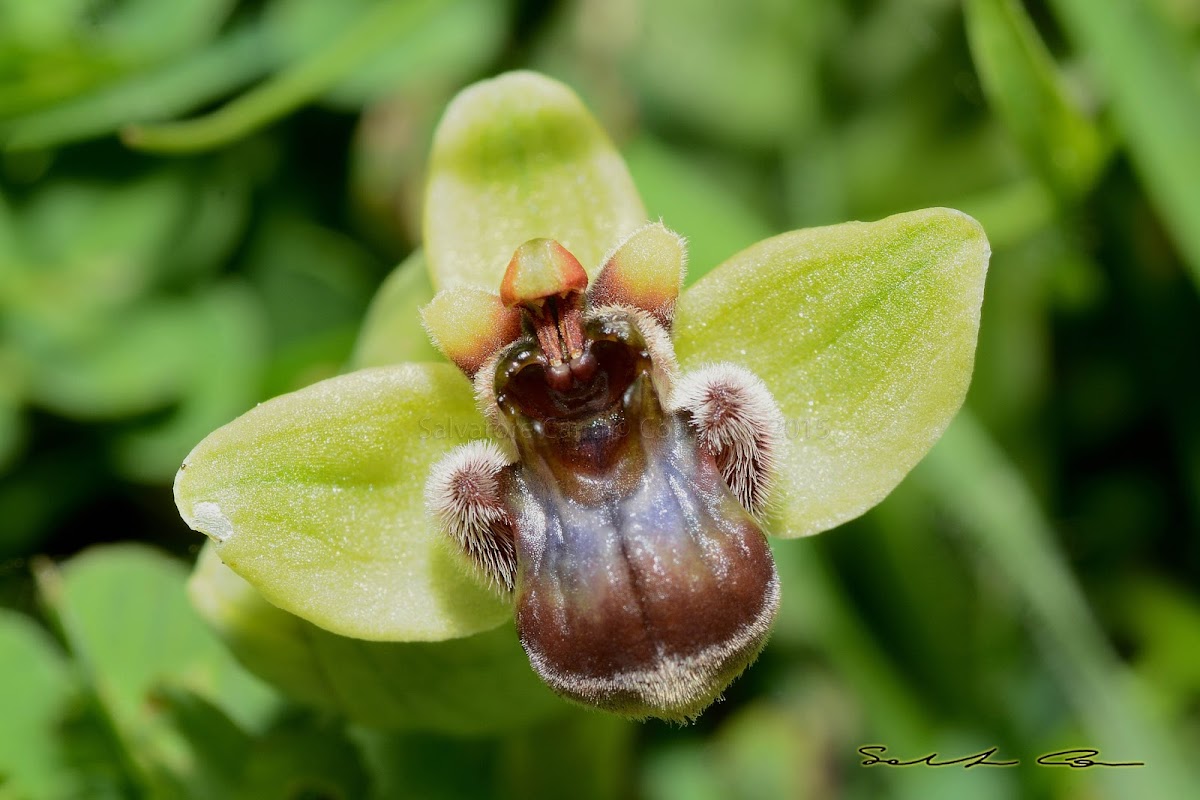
(494, 315), (779, 718)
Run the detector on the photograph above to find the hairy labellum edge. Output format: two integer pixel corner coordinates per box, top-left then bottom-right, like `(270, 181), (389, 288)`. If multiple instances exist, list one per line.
(522, 566), (780, 721)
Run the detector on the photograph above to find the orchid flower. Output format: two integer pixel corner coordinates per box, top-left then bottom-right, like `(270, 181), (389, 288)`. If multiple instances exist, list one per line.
(175, 72), (989, 723)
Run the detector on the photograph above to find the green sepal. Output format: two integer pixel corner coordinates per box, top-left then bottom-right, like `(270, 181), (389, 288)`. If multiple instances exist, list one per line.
(674, 208), (990, 538)
(174, 363), (509, 641)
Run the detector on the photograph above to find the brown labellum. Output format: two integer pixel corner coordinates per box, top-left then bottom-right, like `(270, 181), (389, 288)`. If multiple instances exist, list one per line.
(425, 236), (783, 721)
(495, 316), (778, 720)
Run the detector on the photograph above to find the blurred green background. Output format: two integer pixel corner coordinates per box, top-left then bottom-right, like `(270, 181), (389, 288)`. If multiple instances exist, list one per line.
(2, 0), (1198, 798)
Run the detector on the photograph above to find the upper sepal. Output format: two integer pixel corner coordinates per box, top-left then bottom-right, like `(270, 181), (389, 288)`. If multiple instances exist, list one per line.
(424, 71), (645, 291)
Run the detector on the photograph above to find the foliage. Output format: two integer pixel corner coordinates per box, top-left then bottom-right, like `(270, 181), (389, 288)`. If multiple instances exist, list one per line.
(2, 1), (1198, 798)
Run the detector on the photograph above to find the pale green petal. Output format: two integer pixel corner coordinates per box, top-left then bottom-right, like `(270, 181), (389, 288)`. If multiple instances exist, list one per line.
(189, 543), (564, 733)
(674, 208), (990, 538)
(424, 71), (645, 291)
(174, 363), (510, 641)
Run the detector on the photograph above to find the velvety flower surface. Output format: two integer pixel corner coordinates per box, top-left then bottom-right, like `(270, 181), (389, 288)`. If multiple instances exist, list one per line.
(175, 71), (989, 722)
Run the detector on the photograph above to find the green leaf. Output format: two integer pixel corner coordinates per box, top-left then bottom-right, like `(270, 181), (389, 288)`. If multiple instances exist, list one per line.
(0, 610), (76, 800)
(247, 214), (377, 350)
(914, 412), (1196, 797)
(1048, 0), (1200, 287)
(112, 283), (268, 483)
(89, 0), (235, 65)
(56, 698), (144, 800)
(35, 545), (278, 786)
(0, 347), (23, 471)
(234, 712), (369, 800)
(174, 363), (510, 641)
(189, 543), (564, 733)
(424, 71), (645, 291)
(0, 0), (88, 53)
(123, 0), (448, 153)
(1118, 576), (1200, 710)
(965, 0), (1108, 196)
(168, 166), (254, 283)
(629, 0), (816, 150)
(641, 743), (723, 800)
(354, 729), (496, 800)
(9, 280), (265, 482)
(351, 249), (440, 369)
(674, 208), (990, 538)
(2, 174), (190, 346)
(266, 0), (507, 109)
(150, 686), (252, 800)
(27, 295), (209, 420)
(0, 449), (96, 559)
(51, 545), (277, 726)
(353, 709), (630, 800)
(497, 711), (633, 800)
(242, 214), (378, 394)
(0, 24), (272, 151)
(26, 176), (187, 284)
(330, 0), (505, 108)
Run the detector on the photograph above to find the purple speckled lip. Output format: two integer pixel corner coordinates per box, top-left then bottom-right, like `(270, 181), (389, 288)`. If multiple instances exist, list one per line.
(495, 325), (778, 719)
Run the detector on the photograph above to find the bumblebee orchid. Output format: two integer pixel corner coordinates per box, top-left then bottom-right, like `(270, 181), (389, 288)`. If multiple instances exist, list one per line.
(175, 72), (989, 722)
(422, 228), (783, 719)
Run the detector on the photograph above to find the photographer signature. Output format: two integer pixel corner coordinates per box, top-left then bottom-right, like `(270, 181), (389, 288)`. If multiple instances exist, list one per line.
(859, 745), (1144, 769)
